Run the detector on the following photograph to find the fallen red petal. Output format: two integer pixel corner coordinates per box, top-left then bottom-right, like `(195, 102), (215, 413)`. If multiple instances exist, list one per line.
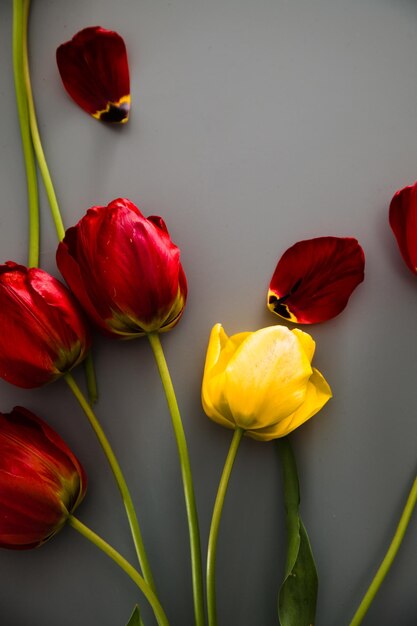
(268, 236), (365, 324)
(56, 26), (130, 123)
(389, 181), (417, 275)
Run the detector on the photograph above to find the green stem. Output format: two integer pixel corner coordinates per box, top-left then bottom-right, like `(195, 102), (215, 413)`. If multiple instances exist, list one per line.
(147, 332), (205, 626)
(68, 515), (169, 626)
(277, 436), (300, 571)
(21, 0), (65, 241)
(65, 373), (156, 593)
(22, 0), (97, 405)
(12, 0), (39, 267)
(349, 476), (417, 626)
(207, 427), (243, 626)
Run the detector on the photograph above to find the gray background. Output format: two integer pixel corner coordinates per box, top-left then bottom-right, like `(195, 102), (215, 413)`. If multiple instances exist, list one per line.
(1, 0), (417, 624)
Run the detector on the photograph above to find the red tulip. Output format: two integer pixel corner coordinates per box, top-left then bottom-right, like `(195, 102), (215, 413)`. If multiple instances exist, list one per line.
(0, 262), (91, 388)
(0, 406), (86, 550)
(389, 180), (417, 275)
(267, 237), (365, 324)
(56, 27), (130, 123)
(56, 198), (187, 337)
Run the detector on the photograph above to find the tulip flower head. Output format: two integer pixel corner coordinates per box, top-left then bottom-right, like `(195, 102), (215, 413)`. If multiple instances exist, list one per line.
(0, 262), (91, 388)
(202, 324), (332, 441)
(389, 180), (417, 275)
(0, 406), (86, 549)
(56, 27), (130, 123)
(267, 236), (365, 324)
(56, 198), (187, 338)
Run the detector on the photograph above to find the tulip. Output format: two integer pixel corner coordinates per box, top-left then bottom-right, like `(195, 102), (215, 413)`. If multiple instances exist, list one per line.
(0, 406), (86, 549)
(56, 198), (187, 337)
(202, 324), (331, 440)
(56, 27), (130, 123)
(389, 180), (417, 275)
(0, 262), (91, 388)
(267, 236), (365, 324)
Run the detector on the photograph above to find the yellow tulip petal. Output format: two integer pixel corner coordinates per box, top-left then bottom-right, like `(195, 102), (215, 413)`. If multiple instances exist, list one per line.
(225, 326), (312, 429)
(247, 412), (296, 441)
(202, 324), (251, 429)
(203, 324), (251, 379)
(202, 324), (227, 376)
(202, 389), (236, 429)
(292, 328), (316, 362)
(286, 367), (332, 430)
(249, 367), (332, 441)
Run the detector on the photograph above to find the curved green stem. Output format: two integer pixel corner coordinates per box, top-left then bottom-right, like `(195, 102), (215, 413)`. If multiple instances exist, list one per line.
(207, 428), (243, 626)
(349, 476), (417, 626)
(147, 332), (205, 626)
(21, 0), (65, 241)
(65, 373), (156, 593)
(68, 515), (169, 626)
(12, 0), (39, 267)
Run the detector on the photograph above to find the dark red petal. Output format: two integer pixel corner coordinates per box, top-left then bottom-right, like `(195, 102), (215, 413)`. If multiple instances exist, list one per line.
(9, 407), (87, 507)
(56, 26), (130, 123)
(0, 472), (63, 549)
(0, 266), (57, 387)
(108, 198), (144, 217)
(389, 181), (417, 275)
(147, 215), (169, 235)
(268, 237), (365, 324)
(27, 268), (91, 366)
(57, 230), (111, 335)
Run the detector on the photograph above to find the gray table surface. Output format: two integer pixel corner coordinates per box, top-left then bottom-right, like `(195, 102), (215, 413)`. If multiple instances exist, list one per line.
(1, 1), (417, 625)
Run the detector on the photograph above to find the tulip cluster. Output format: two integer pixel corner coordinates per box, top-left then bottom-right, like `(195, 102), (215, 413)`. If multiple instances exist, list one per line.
(3, 13), (377, 626)
(5, 7), (417, 626)
(0, 197), (187, 539)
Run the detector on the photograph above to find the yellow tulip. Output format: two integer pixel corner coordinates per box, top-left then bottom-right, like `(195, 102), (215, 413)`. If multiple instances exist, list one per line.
(202, 324), (332, 441)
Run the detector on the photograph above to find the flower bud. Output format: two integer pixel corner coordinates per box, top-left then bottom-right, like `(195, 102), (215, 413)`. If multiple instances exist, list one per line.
(202, 324), (332, 440)
(56, 198), (187, 338)
(0, 407), (86, 549)
(0, 262), (91, 388)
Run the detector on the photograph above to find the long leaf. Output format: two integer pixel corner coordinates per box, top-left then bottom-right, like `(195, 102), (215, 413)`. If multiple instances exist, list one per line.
(277, 437), (318, 626)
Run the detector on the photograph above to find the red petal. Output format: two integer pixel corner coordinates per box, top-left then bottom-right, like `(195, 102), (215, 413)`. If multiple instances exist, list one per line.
(268, 237), (365, 324)
(56, 26), (130, 123)
(9, 407), (87, 508)
(389, 181), (417, 275)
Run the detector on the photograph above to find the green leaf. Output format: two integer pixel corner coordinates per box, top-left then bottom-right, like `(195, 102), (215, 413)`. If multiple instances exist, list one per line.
(277, 437), (318, 626)
(278, 519), (318, 626)
(126, 605), (142, 626)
